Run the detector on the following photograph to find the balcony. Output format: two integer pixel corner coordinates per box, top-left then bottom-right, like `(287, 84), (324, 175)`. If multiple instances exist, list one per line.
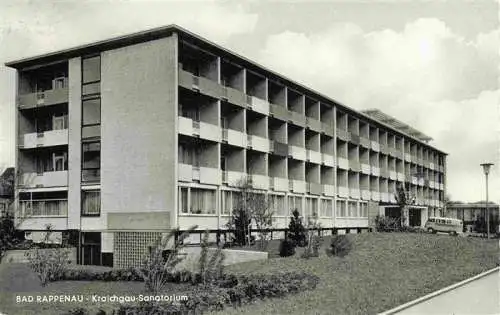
(270, 177), (288, 192)
(389, 171), (397, 180)
(269, 104), (289, 121)
(289, 179), (306, 193)
(247, 96), (269, 115)
(404, 153), (412, 162)
(178, 69), (221, 99)
(178, 163), (193, 182)
(306, 117), (322, 133)
(418, 178), (425, 186)
(371, 191), (380, 201)
(288, 146), (306, 161)
(321, 153), (335, 167)
(349, 188), (360, 199)
(269, 141), (288, 157)
(349, 160), (361, 172)
(411, 176), (418, 185)
(359, 137), (371, 148)
(20, 129), (68, 149)
(380, 144), (389, 155)
(429, 181), (435, 189)
(226, 171), (246, 186)
(360, 163), (371, 175)
(361, 190), (370, 200)
(337, 186), (349, 198)
(371, 166), (380, 177)
(198, 122), (220, 142)
(289, 111), (306, 127)
(380, 168), (389, 178)
(371, 141), (380, 152)
(389, 147), (397, 157)
(247, 135), (269, 153)
(18, 87), (69, 109)
(337, 157), (349, 170)
(178, 116), (194, 136)
(381, 192), (390, 202)
(225, 129), (246, 148)
(397, 172), (404, 181)
(429, 162), (435, 170)
(321, 122), (334, 136)
(439, 183), (444, 190)
(199, 167), (220, 185)
(306, 150), (322, 164)
(307, 182), (322, 195)
(20, 171), (68, 188)
(248, 174), (269, 190)
(322, 184), (335, 196)
(349, 133), (360, 145)
(336, 129), (348, 141)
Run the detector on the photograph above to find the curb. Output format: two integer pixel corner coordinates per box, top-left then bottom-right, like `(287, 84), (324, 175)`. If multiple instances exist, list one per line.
(379, 266), (500, 315)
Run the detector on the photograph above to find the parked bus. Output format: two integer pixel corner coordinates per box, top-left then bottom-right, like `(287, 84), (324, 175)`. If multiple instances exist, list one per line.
(425, 217), (464, 236)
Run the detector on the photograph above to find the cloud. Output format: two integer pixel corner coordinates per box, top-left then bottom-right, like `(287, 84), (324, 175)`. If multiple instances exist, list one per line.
(257, 17), (500, 202)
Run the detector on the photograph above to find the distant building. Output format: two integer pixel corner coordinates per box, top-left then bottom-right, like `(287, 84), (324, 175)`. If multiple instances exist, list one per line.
(445, 201), (499, 224)
(0, 167), (15, 217)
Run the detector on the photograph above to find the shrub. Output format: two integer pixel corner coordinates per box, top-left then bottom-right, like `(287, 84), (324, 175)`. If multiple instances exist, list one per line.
(136, 225), (197, 294)
(375, 215), (401, 232)
(25, 247), (72, 286)
(226, 207), (252, 246)
(279, 239), (296, 257)
(199, 231), (225, 285)
(327, 235), (352, 258)
(61, 308), (89, 315)
(288, 209), (307, 247)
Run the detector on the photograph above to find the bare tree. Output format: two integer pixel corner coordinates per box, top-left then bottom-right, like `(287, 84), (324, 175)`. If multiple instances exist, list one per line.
(394, 182), (415, 227)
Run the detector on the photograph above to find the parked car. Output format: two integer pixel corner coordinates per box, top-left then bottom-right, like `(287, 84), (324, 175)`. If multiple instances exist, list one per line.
(425, 217), (463, 236)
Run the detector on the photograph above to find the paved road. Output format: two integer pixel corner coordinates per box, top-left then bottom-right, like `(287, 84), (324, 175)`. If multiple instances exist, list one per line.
(395, 270), (499, 315)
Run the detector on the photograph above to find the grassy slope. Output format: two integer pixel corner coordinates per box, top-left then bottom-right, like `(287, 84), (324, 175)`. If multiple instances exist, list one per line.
(0, 263), (191, 315)
(218, 233), (499, 315)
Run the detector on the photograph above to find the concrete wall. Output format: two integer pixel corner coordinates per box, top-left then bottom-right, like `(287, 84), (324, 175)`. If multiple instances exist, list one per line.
(101, 35), (177, 231)
(176, 247), (268, 271)
(67, 57), (82, 230)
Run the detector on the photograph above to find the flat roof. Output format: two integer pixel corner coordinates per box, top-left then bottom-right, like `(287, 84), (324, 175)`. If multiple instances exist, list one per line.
(5, 24), (447, 154)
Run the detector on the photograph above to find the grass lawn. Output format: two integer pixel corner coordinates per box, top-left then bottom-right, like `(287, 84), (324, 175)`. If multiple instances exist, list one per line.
(0, 263), (192, 315)
(216, 232), (499, 315)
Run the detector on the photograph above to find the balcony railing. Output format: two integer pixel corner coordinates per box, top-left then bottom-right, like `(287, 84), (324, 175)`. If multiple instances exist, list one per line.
(18, 86), (69, 109)
(19, 199), (68, 217)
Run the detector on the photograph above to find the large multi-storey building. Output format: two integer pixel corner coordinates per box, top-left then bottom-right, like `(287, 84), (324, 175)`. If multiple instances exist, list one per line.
(6, 25), (447, 267)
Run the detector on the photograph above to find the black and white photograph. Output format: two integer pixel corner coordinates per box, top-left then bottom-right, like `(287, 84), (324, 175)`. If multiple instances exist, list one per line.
(0, 1), (499, 314)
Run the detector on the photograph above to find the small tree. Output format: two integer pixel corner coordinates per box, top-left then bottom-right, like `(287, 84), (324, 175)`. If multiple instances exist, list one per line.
(25, 224), (71, 286)
(137, 225), (197, 294)
(199, 231), (225, 285)
(288, 209), (307, 247)
(395, 182), (415, 227)
(302, 218), (323, 259)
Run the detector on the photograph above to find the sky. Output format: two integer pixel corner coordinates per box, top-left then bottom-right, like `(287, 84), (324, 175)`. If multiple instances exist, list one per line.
(0, 0), (498, 204)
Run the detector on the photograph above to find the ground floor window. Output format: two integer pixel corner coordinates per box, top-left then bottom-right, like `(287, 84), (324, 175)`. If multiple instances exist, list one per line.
(321, 199), (333, 217)
(178, 187), (216, 215)
(348, 201), (358, 217)
(269, 194), (285, 216)
(305, 197), (318, 219)
(288, 196), (303, 217)
(336, 200), (347, 217)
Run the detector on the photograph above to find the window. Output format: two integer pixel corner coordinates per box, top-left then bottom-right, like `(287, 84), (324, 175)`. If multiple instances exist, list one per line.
(82, 56), (101, 84)
(53, 153), (67, 171)
(321, 199), (333, 217)
(52, 77), (67, 89)
(220, 190), (242, 215)
(190, 188), (216, 215)
(348, 201), (358, 217)
(305, 197), (318, 218)
(52, 115), (68, 130)
(82, 190), (100, 216)
(336, 200), (346, 217)
(269, 194), (285, 216)
(82, 142), (100, 182)
(288, 196), (303, 216)
(360, 203), (368, 218)
(82, 99), (101, 126)
(179, 187), (188, 214)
